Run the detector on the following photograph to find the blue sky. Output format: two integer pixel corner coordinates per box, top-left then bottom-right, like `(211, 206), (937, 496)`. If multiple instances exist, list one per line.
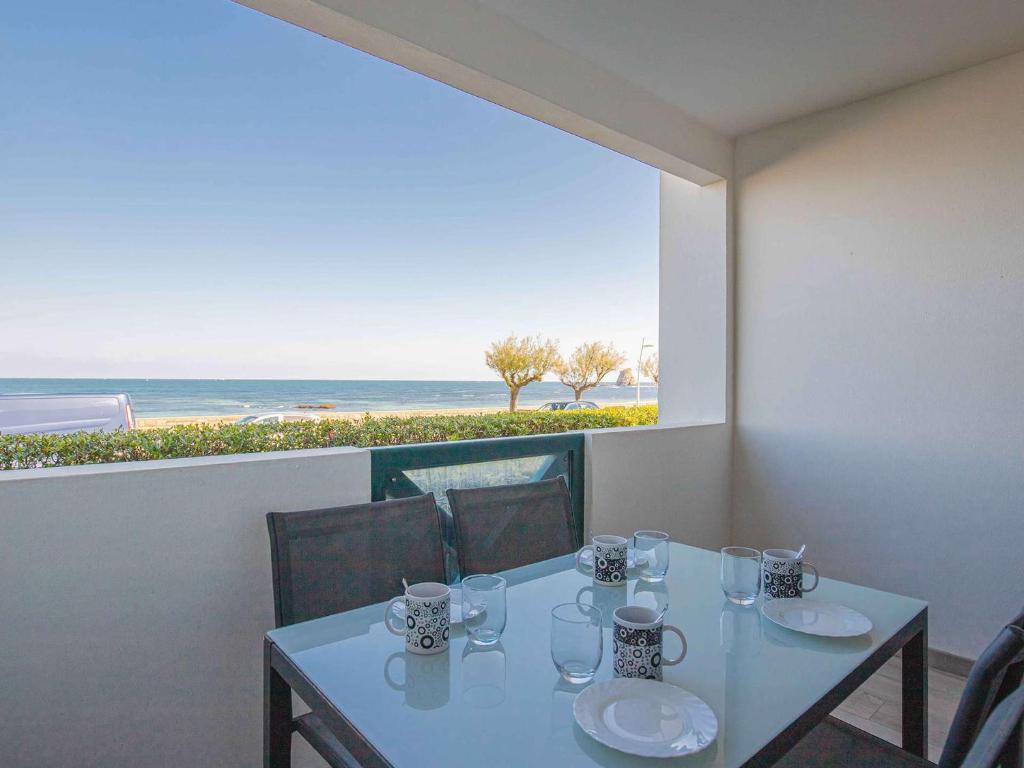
(1, 0), (658, 380)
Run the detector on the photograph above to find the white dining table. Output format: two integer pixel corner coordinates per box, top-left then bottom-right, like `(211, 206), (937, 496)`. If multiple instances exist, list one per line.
(264, 542), (927, 767)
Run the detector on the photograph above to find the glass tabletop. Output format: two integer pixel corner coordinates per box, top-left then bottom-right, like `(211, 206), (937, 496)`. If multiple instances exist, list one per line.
(268, 543), (926, 767)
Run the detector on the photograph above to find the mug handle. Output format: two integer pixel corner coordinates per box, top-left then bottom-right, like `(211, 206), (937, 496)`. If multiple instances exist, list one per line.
(661, 625), (688, 666)
(384, 597), (407, 635)
(575, 545), (595, 574)
(575, 586), (595, 605)
(383, 653), (406, 690)
(802, 563), (820, 593)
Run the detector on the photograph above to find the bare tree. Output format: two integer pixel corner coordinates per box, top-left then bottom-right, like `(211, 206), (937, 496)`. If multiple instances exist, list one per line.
(556, 341), (626, 401)
(485, 335), (561, 411)
(642, 352), (659, 385)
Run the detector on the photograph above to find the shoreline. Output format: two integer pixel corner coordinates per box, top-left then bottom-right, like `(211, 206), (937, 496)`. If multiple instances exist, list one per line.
(136, 401), (657, 429)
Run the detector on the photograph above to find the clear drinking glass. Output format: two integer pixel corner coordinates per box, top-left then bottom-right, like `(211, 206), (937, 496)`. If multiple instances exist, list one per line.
(634, 530), (670, 581)
(462, 574), (507, 646)
(550, 602), (603, 684)
(721, 546), (761, 605)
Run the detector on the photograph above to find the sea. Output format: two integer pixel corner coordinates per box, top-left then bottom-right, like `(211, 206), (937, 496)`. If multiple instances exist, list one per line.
(0, 379), (658, 418)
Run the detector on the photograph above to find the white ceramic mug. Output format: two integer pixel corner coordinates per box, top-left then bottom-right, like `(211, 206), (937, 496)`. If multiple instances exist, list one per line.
(385, 582), (451, 654)
(575, 534), (628, 586)
(761, 549), (819, 600)
(612, 605), (686, 681)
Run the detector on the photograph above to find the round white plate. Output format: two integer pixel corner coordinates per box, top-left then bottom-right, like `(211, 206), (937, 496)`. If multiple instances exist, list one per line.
(761, 598), (872, 637)
(573, 679), (718, 758)
(577, 549), (649, 572)
(450, 586), (462, 624)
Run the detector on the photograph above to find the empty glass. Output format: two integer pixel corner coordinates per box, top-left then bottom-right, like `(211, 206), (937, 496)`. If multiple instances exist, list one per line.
(550, 602), (603, 684)
(634, 530), (670, 581)
(721, 546), (761, 605)
(462, 574), (507, 646)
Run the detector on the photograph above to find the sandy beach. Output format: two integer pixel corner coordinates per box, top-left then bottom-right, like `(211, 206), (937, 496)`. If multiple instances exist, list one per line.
(136, 401), (656, 429)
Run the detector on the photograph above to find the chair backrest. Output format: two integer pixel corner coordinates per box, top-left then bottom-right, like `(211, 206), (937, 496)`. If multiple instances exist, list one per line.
(446, 477), (579, 576)
(940, 624), (1024, 768)
(959, 688), (1024, 768)
(266, 494), (446, 627)
(1011, 606), (1024, 630)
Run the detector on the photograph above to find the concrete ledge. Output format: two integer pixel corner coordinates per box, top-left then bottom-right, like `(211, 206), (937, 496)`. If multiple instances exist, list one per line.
(0, 445), (367, 482)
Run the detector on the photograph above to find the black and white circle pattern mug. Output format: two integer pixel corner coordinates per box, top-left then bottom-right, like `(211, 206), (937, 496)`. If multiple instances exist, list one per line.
(576, 534), (628, 586)
(761, 549), (819, 600)
(385, 581), (451, 654)
(612, 605), (687, 681)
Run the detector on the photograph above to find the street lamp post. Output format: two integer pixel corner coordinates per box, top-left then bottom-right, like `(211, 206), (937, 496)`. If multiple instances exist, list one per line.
(636, 337), (654, 406)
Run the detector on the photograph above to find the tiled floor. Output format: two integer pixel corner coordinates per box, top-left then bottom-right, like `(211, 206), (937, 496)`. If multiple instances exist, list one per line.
(832, 653), (967, 762)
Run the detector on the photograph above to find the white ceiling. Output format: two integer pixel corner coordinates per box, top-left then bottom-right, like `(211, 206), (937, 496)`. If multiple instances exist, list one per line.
(477, 0), (1024, 136)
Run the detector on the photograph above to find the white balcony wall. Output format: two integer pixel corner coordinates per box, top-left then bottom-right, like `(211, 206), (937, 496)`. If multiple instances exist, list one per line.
(0, 448), (370, 768)
(733, 51), (1024, 659)
(586, 424), (731, 550)
(659, 174), (730, 425)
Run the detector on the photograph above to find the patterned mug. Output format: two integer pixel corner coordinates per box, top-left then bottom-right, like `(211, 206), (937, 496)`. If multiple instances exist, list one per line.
(761, 549), (819, 600)
(385, 582), (451, 654)
(612, 605), (687, 681)
(576, 534), (628, 587)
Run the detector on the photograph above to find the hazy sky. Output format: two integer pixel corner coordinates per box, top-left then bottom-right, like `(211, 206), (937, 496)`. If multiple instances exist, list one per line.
(1, 0), (658, 380)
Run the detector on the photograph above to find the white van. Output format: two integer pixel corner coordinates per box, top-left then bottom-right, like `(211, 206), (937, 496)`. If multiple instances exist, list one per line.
(0, 394), (136, 435)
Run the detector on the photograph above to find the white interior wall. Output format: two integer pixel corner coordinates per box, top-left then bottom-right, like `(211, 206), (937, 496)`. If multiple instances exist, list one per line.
(0, 449), (369, 768)
(733, 51), (1024, 658)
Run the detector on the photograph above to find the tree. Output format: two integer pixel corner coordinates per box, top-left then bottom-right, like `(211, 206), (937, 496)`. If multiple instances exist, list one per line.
(555, 341), (626, 401)
(485, 335), (561, 412)
(642, 352), (659, 385)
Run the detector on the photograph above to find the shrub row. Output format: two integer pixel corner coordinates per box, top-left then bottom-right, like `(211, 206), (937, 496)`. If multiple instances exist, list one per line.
(0, 405), (658, 470)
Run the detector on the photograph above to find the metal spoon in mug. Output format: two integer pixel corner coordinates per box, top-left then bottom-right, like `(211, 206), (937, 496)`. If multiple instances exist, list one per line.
(402, 577), (409, 591)
(795, 544), (807, 559)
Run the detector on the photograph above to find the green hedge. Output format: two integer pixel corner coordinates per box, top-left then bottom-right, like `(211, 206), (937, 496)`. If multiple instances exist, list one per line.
(0, 405), (658, 470)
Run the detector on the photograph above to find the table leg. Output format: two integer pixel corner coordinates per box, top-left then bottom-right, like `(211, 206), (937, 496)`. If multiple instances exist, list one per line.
(902, 620), (928, 757)
(265, 638), (292, 768)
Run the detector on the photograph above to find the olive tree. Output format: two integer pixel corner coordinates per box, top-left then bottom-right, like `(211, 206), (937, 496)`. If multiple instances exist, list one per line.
(485, 334), (561, 411)
(642, 352), (659, 384)
(555, 341), (626, 401)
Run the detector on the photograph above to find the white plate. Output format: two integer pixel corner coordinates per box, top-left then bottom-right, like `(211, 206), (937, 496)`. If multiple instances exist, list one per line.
(577, 549), (649, 572)
(573, 679), (718, 759)
(761, 598), (872, 637)
(450, 586), (462, 624)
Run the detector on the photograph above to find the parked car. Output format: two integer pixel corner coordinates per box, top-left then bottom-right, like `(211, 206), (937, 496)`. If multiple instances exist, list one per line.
(535, 401), (600, 411)
(235, 412), (322, 425)
(0, 393), (136, 435)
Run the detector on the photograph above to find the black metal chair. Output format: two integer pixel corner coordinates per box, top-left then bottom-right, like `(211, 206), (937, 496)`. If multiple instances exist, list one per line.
(446, 477), (579, 576)
(265, 494), (447, 767)
(960, 688), (1024, 768)
(941, 623), (1024, 768)
(776, 622), (1024, 768)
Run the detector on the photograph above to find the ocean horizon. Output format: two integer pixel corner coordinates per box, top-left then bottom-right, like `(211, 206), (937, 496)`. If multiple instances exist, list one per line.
(0, 378), (658, 417)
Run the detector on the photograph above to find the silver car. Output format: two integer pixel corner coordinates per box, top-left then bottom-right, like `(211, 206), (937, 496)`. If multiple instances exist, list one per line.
(535, 401), (600, 411)
(0, 394), (136, 435)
